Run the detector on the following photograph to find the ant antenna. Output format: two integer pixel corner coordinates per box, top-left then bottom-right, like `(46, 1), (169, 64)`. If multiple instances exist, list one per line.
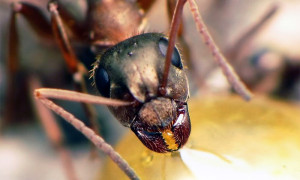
(159, 0), (187, 96)
(34, 89), (139, 179)
(161, 0), (252, 101)
(187, 0), (252, 100)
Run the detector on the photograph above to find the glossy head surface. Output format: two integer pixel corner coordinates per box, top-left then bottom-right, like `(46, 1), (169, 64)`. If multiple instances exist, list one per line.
(131, 98), (191, 153)
(93, 33), (190, 152)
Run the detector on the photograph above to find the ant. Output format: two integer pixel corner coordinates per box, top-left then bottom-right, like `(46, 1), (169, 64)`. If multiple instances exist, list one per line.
(5, 0), (252, 179)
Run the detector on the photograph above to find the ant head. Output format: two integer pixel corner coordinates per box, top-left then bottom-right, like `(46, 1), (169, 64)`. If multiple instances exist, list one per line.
(92, 33), (190, 152)
(92, 33), (189, 103)
(131, 97), (191, 153)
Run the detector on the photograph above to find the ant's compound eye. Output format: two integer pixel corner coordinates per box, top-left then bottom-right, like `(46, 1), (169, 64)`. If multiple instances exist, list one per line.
(158, 37), (183, 69)
(94, 67), (110, 97)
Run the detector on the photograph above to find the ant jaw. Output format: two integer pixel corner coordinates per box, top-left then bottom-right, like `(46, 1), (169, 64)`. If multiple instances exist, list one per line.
(130, 100), (191, 153)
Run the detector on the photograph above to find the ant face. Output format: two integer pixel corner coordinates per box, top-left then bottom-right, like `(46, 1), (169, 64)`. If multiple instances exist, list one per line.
(7, 0), (281, 179)
(93, 33), (190, 153)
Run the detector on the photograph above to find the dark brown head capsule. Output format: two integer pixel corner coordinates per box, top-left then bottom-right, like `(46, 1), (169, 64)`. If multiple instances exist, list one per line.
(92, 33), (190, 153)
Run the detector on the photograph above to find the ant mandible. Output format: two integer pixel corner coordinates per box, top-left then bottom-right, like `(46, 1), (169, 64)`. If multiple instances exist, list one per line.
(7, 0), (252, 179)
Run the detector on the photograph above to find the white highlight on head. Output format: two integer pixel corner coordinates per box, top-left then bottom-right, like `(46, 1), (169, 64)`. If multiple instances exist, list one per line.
(174, 113), (184, 127)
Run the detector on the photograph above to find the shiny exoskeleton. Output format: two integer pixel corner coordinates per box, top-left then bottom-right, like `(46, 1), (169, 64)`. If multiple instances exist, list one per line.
(93, 33), (190, 153)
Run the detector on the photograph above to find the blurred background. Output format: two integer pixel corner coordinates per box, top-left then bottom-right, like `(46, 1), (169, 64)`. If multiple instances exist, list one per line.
(0, 0), (300, 179)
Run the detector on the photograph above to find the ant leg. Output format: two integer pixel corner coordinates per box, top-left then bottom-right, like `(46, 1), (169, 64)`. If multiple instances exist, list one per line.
(225, 4), (279, 61)
(161, 0), (252, 100)
(5, 1), (100, 151)
(48, 1), (100, 138)
(4, 2), (53, 124)
(47, 1), (82, 74)
(29, 77), (78, 180)
(187, 0), (253, 101)
(34, 88), (139, 180)
(54, 1), (86, 40)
